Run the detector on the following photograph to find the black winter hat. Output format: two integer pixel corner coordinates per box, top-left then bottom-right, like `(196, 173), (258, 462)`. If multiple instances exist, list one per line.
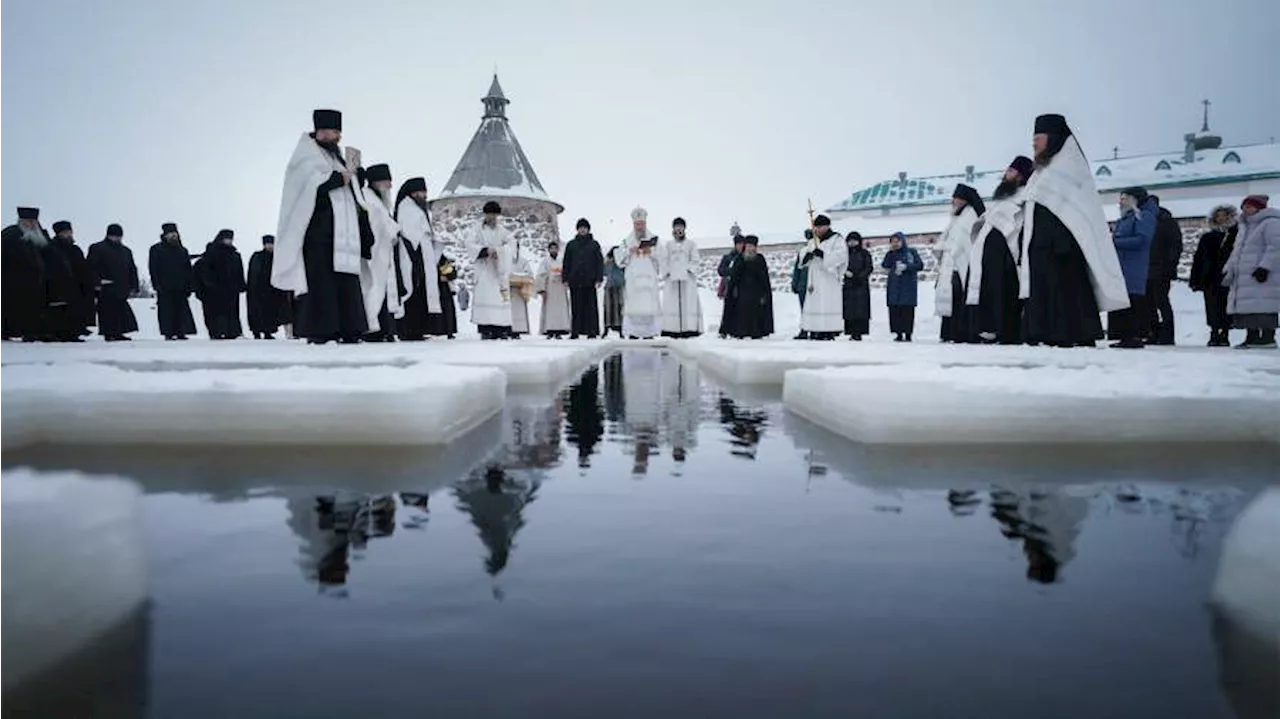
(1034, 113), (1070, 137)
(161, 222), (178, 234)
(365, 163), (392, 184)
(672, 217), (686, 228)
(107, 223), (123, 236)
(52, 220), (72, 233)
(17, 207), (39, 220)
(482, 200), (502, 215)
(813, 214), (832, 227)
(216, 228), (234, 241)
(262, 235), (275, 245)
(313, 109), (342, 131)
(575, 218), (591, 230)
(1121, 186), (1149, 204)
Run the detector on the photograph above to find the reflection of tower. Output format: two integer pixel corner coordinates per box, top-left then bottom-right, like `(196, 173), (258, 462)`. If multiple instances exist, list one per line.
(716, 395), (769, 460)
(284, 493), (396, 594)
(502, 401), (564, 470)
(564, 365), (604, 468)
(603, 354), (626, 424)
(661, 353), (701, 461)
(623, 350), (663, 476)
(453, 466), (540, 580)
(990, 490), (1089, 584)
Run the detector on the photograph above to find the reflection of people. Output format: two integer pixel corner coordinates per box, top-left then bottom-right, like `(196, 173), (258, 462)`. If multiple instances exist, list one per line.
(662, 354), (701, 459)
(286, 493), (395, 593)
(989, 490), (1088, 584)
(565, 365), (604, 467)
(717, 395), (768, 460)
(453, 466), (539, 578)
(603, 353), (626, 423)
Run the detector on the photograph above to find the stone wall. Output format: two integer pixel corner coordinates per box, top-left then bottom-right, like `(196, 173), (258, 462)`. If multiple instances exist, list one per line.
(429, 195), (562, 283)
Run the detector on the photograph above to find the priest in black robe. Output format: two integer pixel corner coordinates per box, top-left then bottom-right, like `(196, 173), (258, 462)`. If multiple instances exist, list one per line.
(49, 221), (95, 340)
(247, 235), (286, 339)
(968, 156), (1033, 344)
(1020, 114), (1130, 347)
(86, 224), (140, 341)
(149, 222), (198, 340)
(2, 208), (50, 341)
(196, 229), (246, 339)
(424, 254), (459, 339)
(725, 235), (774, 339)
(392, 177), (439, 341)
(274, 109), (368, 344)
(562, 217), (605, 338)
(842, 232), (873, 340)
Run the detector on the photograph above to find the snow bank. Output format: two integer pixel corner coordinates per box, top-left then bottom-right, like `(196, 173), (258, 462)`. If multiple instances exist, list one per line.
(1212, 489), (1280, 649)
(1, 469), (147, 694)
(1, 362), (504, 449)
(783, 361), (1280, 445)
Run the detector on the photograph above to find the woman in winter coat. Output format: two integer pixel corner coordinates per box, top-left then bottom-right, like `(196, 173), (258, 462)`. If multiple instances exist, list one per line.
(1108, 188), (1157, 348)
(1189, 204), (1239, 347)
(1222, 195), (1279, 349)
(881, 232), (923, 342)
(842, 232), (872, 340)
(602, 246), (626, 337)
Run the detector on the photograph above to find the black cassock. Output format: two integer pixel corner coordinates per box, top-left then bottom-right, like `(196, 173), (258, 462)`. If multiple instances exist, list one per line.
(565, 365), (604, 467)
(1189, 225), (1236, 331)
(247, 249), (286, 337)
(294, 173), (369, 342)
(395, 239), (436, 340)
(424, 254), (459, 338)
(562, 234), (605, 337)
(149, 240), (198, 338)
(39, 237), (85, 339)
(86, 238), (140, 337)
(196, 242), (246, 339)
(843, 246), (873, 336)
(975, 228), (1023, 344)
(51, 237), (95, 336)
(1, 226), (46, 339)
(726, 254), (774, 339)
(1022, 204), (1103, 347)
(939, 273), (977, 343)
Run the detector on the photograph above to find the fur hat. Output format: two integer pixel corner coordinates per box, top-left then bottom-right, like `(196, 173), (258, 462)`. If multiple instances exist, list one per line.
(52, 220), (72, 233)
(1242, 194), (1269, 211)
(312, 109), (342, 132)
(1207, 204), (1238, 228)
(106, 223), (123, 237)
(630, 207), (648, 221)
(575, 217), (591, 230)
(482, 200), (502, 215)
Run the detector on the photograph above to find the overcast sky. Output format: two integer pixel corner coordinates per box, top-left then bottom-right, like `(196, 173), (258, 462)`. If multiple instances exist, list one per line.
(3, 0), (1277, 261)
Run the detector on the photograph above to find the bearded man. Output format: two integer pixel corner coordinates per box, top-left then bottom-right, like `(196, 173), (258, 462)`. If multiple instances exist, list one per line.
(967, 156), (1033, 344)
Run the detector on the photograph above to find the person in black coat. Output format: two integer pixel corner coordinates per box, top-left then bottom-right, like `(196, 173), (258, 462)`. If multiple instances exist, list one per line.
(2, 207), (48, 341)
(973, 157), (1033, 344)
(716, 235), (746, 338)
(49, 221), (95, 340)
(31, 219), (84, 342)
(423, 253), (459, 339)
(842, 232), (873, 340)
(195, 229), (246, 339)
(86, 224), (140, 341)
(725, 235), (774, 339)
(148, 222), (198, 340)
(561, 218), (605, 338)
(1145, 195), (1184, 345)
(247, 235), (287, 339)
(1189, 204), (1238, 347)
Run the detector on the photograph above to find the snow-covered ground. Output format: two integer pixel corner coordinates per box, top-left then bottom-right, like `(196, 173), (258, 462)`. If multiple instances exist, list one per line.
(4, 283), (1276, 448)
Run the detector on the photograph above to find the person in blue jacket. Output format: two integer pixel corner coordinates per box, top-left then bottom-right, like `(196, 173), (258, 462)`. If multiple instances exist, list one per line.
(1109, 187), (1157, 348)
(882, 232), (924, 341)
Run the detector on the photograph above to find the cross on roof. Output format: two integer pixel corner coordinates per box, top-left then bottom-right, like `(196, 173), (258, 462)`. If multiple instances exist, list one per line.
(1202, 99), (1211, 132)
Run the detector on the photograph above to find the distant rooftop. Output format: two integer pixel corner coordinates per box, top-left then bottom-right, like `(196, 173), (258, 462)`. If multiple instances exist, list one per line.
(434, 75), (562, 211)
(826, 108), (1280, 215)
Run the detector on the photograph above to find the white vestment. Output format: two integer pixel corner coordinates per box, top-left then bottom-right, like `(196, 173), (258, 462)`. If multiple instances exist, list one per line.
(355, 187), (411, 329)
(967, 190), (1026, 306)
(617, 231), (662, 338)
(535, 254), (571, 334)
(1020, 137), (1130, 312)
(658, 238), (703, 335)
(467, 223), (514, 328)
(935, 205), (980, 318)
(660, 353), (700, 454)
(799, 231), (849, 333)
(273, 133), (362, 295)
(509, 249), (534, 334)
(394, 196), (442, 315)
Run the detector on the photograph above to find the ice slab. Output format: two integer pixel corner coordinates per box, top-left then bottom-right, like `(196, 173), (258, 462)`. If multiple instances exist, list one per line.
(2, 362), (504, 449)
(1212, 488), (1280, 652)
(1, 470), (147, 694)
(783, 361), (1280, 445)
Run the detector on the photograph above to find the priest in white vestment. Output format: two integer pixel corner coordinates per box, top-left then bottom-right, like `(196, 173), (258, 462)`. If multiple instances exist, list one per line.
(273, 109), (368, 344)
(967, 156), (1033, 344)
(466, 200), (515, 340)
(354, 163), (411, 340)
(658, 216), (703, 338)
(618, 207), (662, 339)
(798, 214), (849, 340)
(535, 239), (571, 337)
(509, 240), (535, 336)
(935, 184), (984, 343)
(393, 177), (443, 340)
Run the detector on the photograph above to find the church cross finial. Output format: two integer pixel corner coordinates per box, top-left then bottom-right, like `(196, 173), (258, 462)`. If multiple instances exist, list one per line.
(1201, 98), (1211, 132)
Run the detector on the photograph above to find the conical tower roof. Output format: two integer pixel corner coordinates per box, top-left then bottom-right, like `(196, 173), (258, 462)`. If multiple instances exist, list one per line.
(436, 75), (562, 211)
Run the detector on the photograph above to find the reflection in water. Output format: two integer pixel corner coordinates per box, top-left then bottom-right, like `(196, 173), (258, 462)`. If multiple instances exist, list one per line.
(564, 365), (604, 468)
(453, 466), (540, 598)
(286, 493), (397, 596)
(988, 490), (1089, 584)
(717, 395), (769, 460)
(602, 353), (625, 424)
(661, 353), (700, 467)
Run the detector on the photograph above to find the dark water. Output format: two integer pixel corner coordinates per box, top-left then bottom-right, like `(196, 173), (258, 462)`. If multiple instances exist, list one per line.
(4, 348), (1279, 719)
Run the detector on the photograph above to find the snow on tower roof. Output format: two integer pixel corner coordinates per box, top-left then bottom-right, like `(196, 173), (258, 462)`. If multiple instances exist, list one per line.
(435, 75), (563, 212)
(826, 142), (1280, 214)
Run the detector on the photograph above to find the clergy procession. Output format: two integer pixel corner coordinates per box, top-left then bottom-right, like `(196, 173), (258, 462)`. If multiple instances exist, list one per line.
(4, 111), (1277, 349)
